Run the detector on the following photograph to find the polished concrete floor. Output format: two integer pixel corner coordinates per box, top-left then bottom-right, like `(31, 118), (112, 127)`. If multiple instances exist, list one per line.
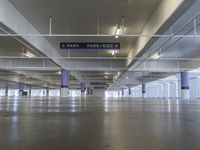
(0, 96), (200, 150)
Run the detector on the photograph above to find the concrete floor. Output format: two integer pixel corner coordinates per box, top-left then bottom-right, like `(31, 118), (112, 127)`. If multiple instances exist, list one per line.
(0, 97), (200, 150)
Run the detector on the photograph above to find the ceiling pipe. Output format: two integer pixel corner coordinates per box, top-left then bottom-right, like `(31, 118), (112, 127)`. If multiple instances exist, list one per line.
(1, 56), (200, 61)
(0, 33), (200, 38)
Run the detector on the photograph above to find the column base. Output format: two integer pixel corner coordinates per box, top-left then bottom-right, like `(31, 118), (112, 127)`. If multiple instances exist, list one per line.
(60, 88), (69, 98)
(181, 89), (190, 99)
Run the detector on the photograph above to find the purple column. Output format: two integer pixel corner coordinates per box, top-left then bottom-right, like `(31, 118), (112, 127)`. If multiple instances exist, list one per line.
(46, 87), (49, 97)
(181, 72), (189, 89)
(80, 83), (85, 93)
(60, 70), (70, 98)
(61, 70), (69, 88)
(180, 71), (190, 99)
(142, 83), (146, 94)
(19, 82), (25, 92)
(5, 86), (8, 96)
(129, 88), (132, 95)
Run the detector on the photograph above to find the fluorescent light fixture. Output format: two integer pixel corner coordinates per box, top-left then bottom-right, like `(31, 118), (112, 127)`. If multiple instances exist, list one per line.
(115, 25), (122, 38)
(57, 71), (61, 75)
(104, 72), (110, 75)
(112, 50), (115, 56)
(152, 53), (162, 59)
(104, 76), (109, 79)
(24, 51), (34, 58)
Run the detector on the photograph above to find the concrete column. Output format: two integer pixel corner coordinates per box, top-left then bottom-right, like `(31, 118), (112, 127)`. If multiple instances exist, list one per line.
(60, 70), (69, 98)
(29, 86), (32, 96)
(19, 82), (25, 96)
(87, 87), (90, 96)
(5, 86), (8, 97)
(142, 83), (146, 98)
(181, 71), (190, 99)
(80, 82), (85, 97)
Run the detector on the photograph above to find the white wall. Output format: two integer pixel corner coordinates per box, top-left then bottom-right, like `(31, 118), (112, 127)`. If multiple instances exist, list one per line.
(189, 77), (200, 99)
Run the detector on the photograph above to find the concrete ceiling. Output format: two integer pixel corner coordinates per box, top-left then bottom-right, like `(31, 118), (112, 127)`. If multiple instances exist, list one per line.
(0, 29), (81, 89)
(9, 0), (161, 57)
(0, 0), (198, 90)
(111, 0), (200, 90)
(4, 0), (162, 89)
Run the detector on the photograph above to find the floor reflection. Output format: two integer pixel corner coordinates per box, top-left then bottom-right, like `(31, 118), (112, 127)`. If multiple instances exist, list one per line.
(0, 97), (200, 150)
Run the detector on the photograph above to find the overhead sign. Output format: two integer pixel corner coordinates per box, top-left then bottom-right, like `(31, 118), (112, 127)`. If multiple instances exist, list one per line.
(60, 42), (120, 50)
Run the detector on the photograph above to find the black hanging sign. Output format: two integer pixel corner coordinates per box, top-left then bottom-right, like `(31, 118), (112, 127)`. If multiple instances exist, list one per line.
(60, 42), (120, 50)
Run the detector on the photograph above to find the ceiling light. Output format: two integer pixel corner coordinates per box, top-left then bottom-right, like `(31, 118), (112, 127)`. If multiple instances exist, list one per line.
(104, 72), (110, 75)
(112, 50), (115, 56)
(152, 53), (162, 59)
(104, 76), (109, 79)
(57, 71), (61, 75)
(24, 51), (34, 58)
(115, 25), (122, 38)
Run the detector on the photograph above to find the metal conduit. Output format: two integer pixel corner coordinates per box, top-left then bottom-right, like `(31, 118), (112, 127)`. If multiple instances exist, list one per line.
(2, 56), (200, 61)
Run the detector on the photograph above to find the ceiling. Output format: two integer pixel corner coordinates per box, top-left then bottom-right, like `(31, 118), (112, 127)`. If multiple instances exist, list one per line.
(1, 0), (199, 91)
(10, 0), (160, 56)
(9, 0), (161, 57)
(0, 28), (81, 89)
(110, 0), (200, 90)
(5, 0), (163, 89)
